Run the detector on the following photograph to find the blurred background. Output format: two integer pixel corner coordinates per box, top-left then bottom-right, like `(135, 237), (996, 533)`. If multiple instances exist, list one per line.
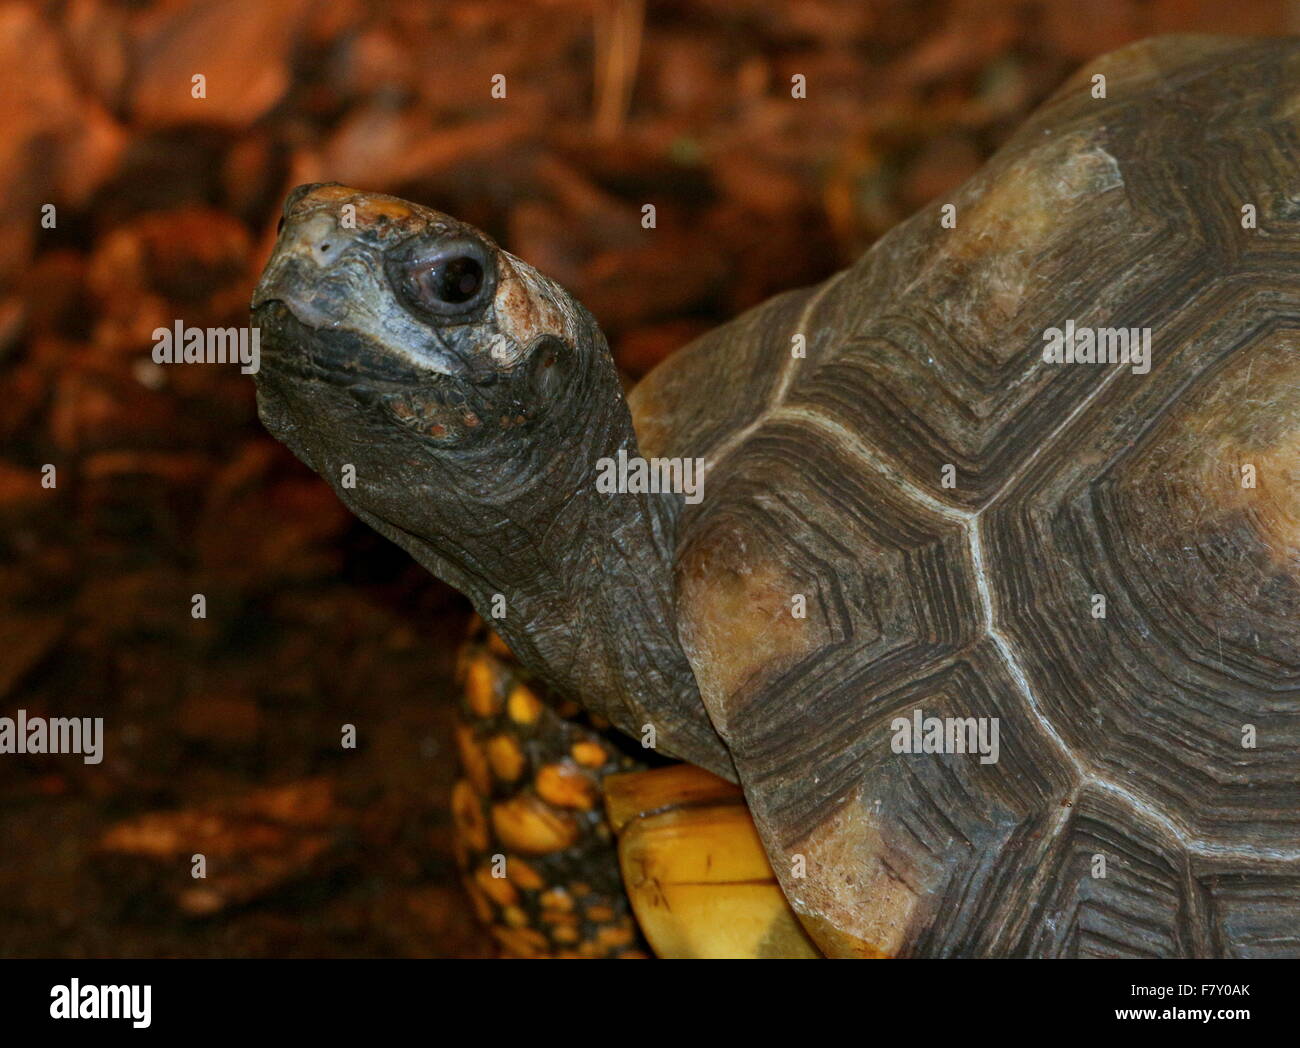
(2, 0), (1297, 958)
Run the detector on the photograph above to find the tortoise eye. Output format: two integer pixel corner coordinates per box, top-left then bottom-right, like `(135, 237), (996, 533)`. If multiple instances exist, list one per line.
(394, 240), (494, 317)
(426, 256), (483, 304)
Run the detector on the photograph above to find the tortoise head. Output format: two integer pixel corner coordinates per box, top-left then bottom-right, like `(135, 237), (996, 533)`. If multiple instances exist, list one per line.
(253, 182), (610, 470)
(251, 184), (731, 775)
(251, 184), (627, 580)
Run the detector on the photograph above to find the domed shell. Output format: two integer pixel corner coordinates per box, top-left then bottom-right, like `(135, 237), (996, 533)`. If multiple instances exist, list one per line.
(630, 34), (1300, 957)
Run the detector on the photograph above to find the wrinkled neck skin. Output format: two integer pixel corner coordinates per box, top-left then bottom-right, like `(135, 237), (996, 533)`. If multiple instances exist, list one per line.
(256, 316), (734, 779)
(402, 393), (734, 778)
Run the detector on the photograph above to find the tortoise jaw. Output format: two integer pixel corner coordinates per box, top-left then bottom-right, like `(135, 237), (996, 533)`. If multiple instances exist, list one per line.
(252, 298), (464, 389)
(249, 276), (336, 330)
(251, 299), (489, 447)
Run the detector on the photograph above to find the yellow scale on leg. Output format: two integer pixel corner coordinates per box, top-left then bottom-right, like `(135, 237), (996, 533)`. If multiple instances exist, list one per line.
(454, 618), (820, 959)
(453, 617), (647, 958)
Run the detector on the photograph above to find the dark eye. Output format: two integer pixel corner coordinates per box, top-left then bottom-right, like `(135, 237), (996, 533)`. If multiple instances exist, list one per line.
(430, 256), (483, 303)
(393, 239), (494, 317)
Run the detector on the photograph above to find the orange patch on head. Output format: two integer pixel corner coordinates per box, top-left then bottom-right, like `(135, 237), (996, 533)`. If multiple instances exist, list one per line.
(294, 184), (357, 208)
(288, 185), (420, 233)
(357, 196), (415, 221)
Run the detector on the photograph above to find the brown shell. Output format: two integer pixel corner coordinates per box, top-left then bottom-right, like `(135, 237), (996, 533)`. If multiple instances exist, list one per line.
(630, 35), (1300, 957)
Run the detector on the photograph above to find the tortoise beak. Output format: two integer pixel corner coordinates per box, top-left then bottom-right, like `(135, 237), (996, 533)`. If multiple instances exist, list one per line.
(252, 210), (361, 326)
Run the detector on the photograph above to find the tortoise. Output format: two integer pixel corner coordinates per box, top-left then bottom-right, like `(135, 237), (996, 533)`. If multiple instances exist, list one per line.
(250, 34), (1300, 958)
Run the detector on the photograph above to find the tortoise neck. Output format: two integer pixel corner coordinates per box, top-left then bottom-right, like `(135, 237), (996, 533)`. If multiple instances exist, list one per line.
(494, 413), (733, 778)
(387, 373), (732, 778)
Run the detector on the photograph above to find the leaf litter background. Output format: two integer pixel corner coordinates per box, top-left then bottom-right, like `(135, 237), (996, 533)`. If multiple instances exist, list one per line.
(1, 0), (1296, 958)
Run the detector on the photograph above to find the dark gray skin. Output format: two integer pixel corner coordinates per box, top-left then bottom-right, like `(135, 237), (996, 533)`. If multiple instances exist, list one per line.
(251, 182), (733, 777)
